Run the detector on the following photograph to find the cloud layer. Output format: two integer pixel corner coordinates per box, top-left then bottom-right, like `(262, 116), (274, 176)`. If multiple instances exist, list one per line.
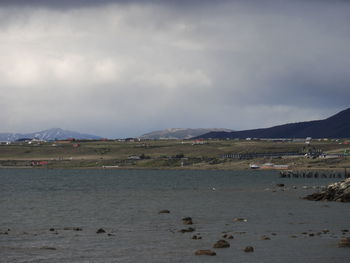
(0, 0), (349, 137)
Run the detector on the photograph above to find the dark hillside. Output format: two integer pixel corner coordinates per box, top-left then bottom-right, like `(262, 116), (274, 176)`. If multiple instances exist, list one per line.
(197, 108), (350, 139)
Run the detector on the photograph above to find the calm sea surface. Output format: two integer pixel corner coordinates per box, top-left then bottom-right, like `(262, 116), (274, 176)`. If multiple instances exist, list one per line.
(0, 168), (349, 263)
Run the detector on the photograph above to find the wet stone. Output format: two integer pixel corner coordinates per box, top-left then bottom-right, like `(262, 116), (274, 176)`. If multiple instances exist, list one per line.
(213, 239), (230, 248)
(96, 228), (106, 234)
(338, 237), (350, 247)
(182, 217), (193, 225)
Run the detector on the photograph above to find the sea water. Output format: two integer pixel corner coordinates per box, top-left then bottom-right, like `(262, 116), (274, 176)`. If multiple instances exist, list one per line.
(0, 168), (349, 263)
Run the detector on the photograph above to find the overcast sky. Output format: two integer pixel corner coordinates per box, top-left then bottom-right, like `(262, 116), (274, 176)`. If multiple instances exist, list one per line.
(0, 0), (349, 138)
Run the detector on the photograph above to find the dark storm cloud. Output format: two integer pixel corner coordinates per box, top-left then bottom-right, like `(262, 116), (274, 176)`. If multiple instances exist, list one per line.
(0, 0), (228, 9)
(0, 0), (349, 137)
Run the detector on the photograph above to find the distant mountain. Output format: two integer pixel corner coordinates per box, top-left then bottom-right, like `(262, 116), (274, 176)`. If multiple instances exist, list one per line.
(195, 108), (350, 139)
(140, 128), (233, 140)
(0, 128), (101, 141)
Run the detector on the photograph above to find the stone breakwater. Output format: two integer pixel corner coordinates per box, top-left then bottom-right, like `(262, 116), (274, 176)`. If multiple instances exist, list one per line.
(304, 178), (350, 202)
(280, 170), (350, 179)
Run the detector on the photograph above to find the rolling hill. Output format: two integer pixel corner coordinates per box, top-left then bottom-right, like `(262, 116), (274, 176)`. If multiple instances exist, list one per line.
(140, 128), (233, 140)
(0, 128), (101, 142)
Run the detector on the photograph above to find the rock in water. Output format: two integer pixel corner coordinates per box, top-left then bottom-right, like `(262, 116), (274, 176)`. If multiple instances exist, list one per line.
(158, 210), (170, 214)
(96, 228), (106, 234)
(40, 246), (56, 250)
(179, 227), (195, 233)
(244, 246), (254, 252)
(182, 217), (193, 225)
(338, 237), (350, 247)
(213, 240), (230, 248)
(304, 178), (350, 202)
(195, 250), (216, 256)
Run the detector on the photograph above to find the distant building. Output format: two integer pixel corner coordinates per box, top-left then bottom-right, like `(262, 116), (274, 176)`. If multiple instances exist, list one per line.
(31, 160), (49, 166)
(128, 155), (141, 160)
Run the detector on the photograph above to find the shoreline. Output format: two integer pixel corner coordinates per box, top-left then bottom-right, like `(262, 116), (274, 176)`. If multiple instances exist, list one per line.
(0, 165), (349, 173)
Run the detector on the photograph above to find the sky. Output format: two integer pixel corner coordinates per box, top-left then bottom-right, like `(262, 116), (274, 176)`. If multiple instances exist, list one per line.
(0, 0), (349, 138)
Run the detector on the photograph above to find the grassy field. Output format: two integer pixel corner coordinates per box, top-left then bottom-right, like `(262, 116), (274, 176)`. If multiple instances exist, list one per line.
(0, 139), (349, 170)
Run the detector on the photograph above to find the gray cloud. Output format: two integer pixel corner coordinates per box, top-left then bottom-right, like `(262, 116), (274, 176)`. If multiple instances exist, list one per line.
(0, 1), (349, 137)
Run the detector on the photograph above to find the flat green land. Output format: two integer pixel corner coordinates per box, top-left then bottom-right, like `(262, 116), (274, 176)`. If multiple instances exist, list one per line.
(0, 139), (349, 170)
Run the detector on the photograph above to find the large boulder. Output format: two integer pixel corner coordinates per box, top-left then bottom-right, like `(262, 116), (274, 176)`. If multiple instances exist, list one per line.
(304, 178), (350, 202)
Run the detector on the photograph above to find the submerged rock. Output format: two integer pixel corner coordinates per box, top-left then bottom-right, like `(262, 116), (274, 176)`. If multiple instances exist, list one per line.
(195, 249), (216, 256)
(213, 239), (230, 248)
(159, 210), (170, 214)
(304, 178), (350, 202)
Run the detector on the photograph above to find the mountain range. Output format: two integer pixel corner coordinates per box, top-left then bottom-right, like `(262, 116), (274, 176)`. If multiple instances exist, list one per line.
(140, 128), (233, 140)
(196, 108), (350, 139)
(0, 128), (101, 142)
